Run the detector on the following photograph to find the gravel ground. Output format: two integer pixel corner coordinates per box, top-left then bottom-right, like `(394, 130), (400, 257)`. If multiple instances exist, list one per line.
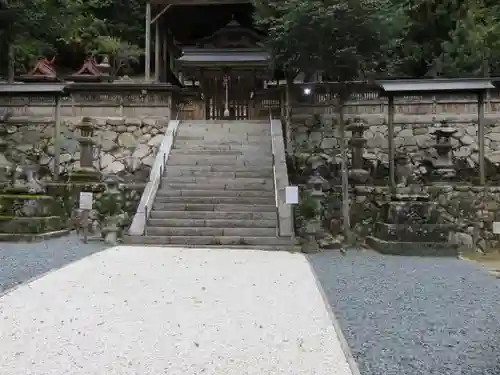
(0, 246), (352, 375)
(308, 250), (500, 375)
(0, 234), (109, 294)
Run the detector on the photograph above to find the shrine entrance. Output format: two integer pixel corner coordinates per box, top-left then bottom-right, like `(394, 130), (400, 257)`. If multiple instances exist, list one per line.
(176, 18), (271, 121)
(203, 73), (254, 120)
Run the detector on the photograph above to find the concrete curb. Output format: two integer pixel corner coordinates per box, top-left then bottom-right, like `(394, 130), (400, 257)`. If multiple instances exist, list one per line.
(306, 259), (362, 375)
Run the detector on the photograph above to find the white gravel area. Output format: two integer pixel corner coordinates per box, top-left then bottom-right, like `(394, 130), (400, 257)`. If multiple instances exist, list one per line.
(0, 246), (353, 375)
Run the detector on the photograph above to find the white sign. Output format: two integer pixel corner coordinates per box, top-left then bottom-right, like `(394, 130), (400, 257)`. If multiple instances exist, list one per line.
(285, 186), (299, 205)
(79, 192), (93, 210)
(493, 222), (500, 234)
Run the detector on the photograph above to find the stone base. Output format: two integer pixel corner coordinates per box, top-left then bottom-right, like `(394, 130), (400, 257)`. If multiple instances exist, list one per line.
(0, 229), (70, 242)
(0, 216), (66, 234)
(66, 168), (102, 183)
(374, 222), (455, 242)
(366, 236), (458, 257)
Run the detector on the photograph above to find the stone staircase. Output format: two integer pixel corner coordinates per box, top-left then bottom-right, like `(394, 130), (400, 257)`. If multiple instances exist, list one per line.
(126, 120), (297, 250)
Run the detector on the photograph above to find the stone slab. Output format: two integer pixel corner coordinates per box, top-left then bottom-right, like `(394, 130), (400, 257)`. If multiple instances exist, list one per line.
(150, 210), (276, 220)
(153, 196), (276, 205)
(152, 203), (277, 212)
(147, 218), (277, 228)
(146, 226), (277, 237)
(366, 236), (459, 257)
(0, 246), (353, 375)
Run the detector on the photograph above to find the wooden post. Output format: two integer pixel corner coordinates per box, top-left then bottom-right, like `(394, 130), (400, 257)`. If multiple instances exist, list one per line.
(339, 96), (351, 244)
(388, 94), (396, 190)
(145, 1), (151, 81)
(162, 26), (168, 82)
(154, 18), (161, 82)
(53, 95), (61, 180)
(478, 91), (486, 185)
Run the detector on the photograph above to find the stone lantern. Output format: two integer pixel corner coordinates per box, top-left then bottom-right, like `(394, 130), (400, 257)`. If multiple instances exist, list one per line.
(70, 117), (100, 182)
(346, 118), (370, 184)
(430, 124), (457, 182)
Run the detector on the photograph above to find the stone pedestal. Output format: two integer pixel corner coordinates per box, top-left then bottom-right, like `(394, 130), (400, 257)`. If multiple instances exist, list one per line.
(367, 187), (458, 256)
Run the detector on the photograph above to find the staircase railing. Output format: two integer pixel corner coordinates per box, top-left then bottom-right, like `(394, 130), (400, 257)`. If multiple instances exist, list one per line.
(269, 110), (294, 238)
(128, 103), (183, 236)
(270, 109), (280, 237)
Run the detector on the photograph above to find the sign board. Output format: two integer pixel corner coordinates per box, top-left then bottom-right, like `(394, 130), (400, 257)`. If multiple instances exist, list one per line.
(285, 186), (299, 205)
(493, 222), (500, 234)
(79, 192), (93, 210)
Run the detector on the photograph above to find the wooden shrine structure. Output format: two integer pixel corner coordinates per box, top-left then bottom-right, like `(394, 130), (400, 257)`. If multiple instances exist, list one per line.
(145, 0), (275, 120)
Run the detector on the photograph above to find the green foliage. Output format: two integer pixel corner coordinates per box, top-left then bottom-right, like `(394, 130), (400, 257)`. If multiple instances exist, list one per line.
(254, 0), (387, 81)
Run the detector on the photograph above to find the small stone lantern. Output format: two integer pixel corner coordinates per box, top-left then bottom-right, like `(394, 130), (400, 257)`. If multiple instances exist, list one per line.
(70, 117), (101, 182)
(302, 172), (326, 253)
(99, 174), (127, 245)
(430, 123), (457, 181)
(346, 118), (370, 184)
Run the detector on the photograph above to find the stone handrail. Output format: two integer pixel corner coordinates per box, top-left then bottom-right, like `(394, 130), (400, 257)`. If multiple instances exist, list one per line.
(128, 119), (180, 236)
(270, 119), (294, 237)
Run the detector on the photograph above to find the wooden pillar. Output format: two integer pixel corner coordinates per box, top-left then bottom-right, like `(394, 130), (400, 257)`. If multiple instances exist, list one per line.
(162, 26), (168, 82)
(154, 18), (161, 82)
(478, 91), (486, 185)
(145, 1), (151, 81)
(388, 94), (396, 191)
(53, 95), (61, 180)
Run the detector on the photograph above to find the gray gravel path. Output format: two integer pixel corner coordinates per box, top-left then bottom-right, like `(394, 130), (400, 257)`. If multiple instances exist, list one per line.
(0, 234), (109, 294)
(308, 250), (500, 375)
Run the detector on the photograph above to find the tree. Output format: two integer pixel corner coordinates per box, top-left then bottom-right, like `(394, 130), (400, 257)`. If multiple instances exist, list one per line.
(439, 0), (500, 77)
(254, 0), (388, 245)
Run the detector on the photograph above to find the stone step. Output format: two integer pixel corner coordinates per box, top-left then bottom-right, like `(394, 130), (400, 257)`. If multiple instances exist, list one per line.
(170, 150), (273, 157)
(155, 189), (275, 198)
(161, 181), (274, 191)
(167, 155), (272, 166)
(162, 176), (273, 185)
(172, 145), (272, 152)
(153, 196), (276, 205)
(173, 140), (270, 147)
(165, 170), (274, 178)
(152, 203), (276, 212)
(124, 235), (295, 247)
(175, 135), (271, 143)
(146, 226), (276, 237)
(150, 210), (277, 220)
(148, 218), (277, 228)
(164, 165), (273, 173)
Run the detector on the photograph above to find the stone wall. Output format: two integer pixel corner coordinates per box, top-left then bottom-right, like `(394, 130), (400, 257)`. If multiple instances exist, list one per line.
(290, 90), (500, 253)
(2, 116), (170, 182)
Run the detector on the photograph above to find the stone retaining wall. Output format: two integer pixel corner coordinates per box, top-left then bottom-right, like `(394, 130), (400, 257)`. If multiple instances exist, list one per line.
(3, 116), (169, 182)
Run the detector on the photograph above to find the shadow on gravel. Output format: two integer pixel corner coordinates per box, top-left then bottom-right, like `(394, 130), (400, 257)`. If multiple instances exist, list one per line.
(307, 249), (500, 375)
(0, 234), (109, 295)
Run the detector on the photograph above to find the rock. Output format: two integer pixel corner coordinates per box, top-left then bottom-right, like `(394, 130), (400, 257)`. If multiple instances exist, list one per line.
(59, 153), (72, 163)
(138, 134), (152, 143)
(486, 132), (500, 141)
(148, 134), (163, 147)
(126, 118), (142, 126)
(101, 153), (114, 168)
(460, 135), (474, 145)
(452, 232), (474, 248)
(117, 133), (138, 149)
(366, 133), (388, 149)
(106, 117), (126, 126)
(454, 146), (472, 158)
(486, 150), (500, 165)
(466, 125), (477, 135)
(106, 161), (125, 174)
(132, 144), (151, 159)
(142, 155), (155, 167)
(398, 128), (413, 137)
(125, 157), (141, 171)
(413, 127), (428, 135)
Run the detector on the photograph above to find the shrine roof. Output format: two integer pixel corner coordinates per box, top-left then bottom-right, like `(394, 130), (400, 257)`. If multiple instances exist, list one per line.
(0, 83), (69, 96)
(177, 48), (269, 68)
(375, 78), (496, 95)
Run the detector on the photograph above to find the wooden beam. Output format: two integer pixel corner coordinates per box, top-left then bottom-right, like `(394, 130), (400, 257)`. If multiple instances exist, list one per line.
(145, 2), (152, 81)
(155, 20), (161, 82)
(151, 4), (172, 24)
(388, 95), (396, 191)
(151, 0), (250, 4)
(478, 91), (486, 185)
